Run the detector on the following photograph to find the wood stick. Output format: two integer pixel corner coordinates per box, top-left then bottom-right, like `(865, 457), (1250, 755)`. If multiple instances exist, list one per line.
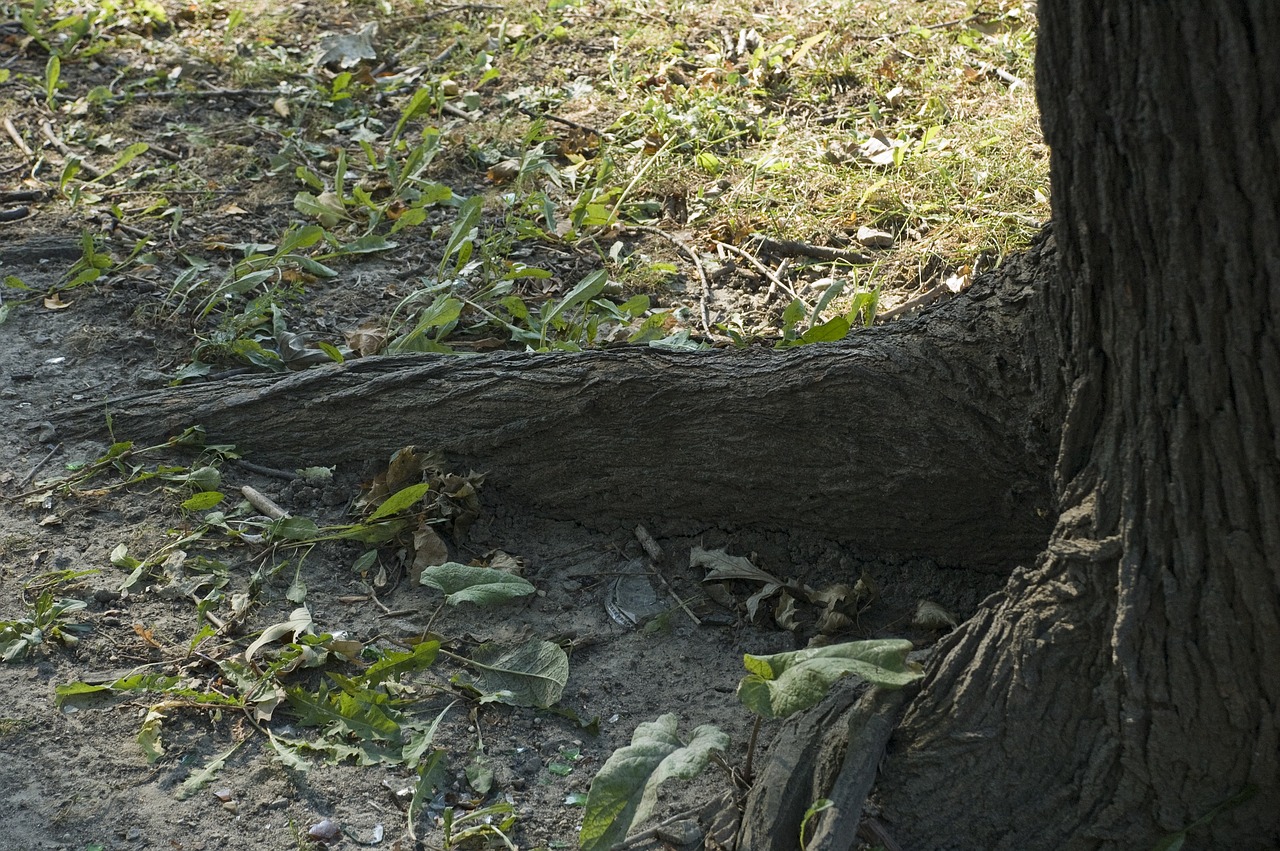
(3, 117), (33, 158)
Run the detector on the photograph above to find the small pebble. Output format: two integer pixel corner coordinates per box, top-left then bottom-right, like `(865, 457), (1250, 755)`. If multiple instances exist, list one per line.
(308, 818), (342, 843)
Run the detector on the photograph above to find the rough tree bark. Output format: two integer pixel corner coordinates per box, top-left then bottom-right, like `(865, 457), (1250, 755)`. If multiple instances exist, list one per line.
(868, 3), (1280, 848)
(64, 256), (1055, 567)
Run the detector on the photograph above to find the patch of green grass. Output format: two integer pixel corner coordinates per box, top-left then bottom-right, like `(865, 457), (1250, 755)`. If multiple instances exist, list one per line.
(4, 0), (1045, 362)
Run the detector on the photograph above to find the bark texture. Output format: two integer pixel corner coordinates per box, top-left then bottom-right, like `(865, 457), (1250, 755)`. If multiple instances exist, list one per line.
(63, 260), (1055, 567)
(872, 3), (1280, 847)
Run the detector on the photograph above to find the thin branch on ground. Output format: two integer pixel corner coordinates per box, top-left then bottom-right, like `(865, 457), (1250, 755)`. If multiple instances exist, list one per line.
(852, 12), (982, 40)
(714, 241), (810, 310)
(3, 118), (34, 159)
(19, 443), (61, 489)
(630, 224), (712, 333)
(39, 121), (104, 179)
(519, 107), (604, 137)
(875, 285), (950, 322)
(615, 805), (706, 849)
(753, 236), (871, 265)
(117, 87), (281, 101)
(231, 459), (298, 481)
(649, 567), (702, 626)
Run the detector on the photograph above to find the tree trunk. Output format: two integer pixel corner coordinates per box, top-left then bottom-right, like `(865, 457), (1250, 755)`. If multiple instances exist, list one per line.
(63, 251), (1056, 567)
(870, 3), (1280, 847)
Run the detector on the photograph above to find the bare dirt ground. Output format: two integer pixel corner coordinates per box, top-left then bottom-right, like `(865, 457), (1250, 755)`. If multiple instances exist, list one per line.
(0, 2), (1036, 848)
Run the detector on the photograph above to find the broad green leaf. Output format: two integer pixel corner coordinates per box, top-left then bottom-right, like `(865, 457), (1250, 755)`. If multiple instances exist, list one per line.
(290, 255), (338, 277)
(109, 543), (142, 571)
(91, 142), (149, 183)
(794, 315), (850, 345)
(464, 641), (568, 708)
(54, 681), (112, 706)
(393, 86), (436, 141)
(268, 516), (319, 541)
(181, 490), (224, 511)
(176, 741), (243, 800)
(368, 482), (430, 521)
(737, 639), (921, 720)
(442, 195), (484, 265)
(364, 640), (440, 686)
(278, 224), (326, 254)
(580, 714), (728, 851)
(285, 681), (398, 743)
(389, 295), (463, 352)
(466, 755), (495, 793)
(337, 235), (398, 255)
(267, 730), (312, 772)
(407, 750), (447, 837)
(780, 298), (806, 334)
(420, 563), (535, 606)
(402, 700), (456, 768)
(295, 166), (324, 191)
(294, 191), (346, 226)
(848, 290), (879, 327)
(544, 269), (608, 327)
(390, 206), (428, 234)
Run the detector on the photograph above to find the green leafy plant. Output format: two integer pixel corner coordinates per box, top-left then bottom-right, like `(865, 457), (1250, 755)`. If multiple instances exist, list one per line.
(579, 638), (922, 848)
(579, 714), (729, 851)
(0, 593), (90, 662)
(442, 801), (518, 850)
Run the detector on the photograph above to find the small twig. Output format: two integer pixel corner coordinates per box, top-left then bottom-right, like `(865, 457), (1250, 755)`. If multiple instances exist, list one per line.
(650, 568), (701, 627)
(630, 225), (712, 333)
(118, 87), (280, 101)
(519, 107), (603, 137)
(973, 60), (1027, 89)
(634, 223), (716, 332)
(634, 525), (663, 561)
(743, 715), (762, 783)
(3, 117), (34, 158)
(147, 143), (184, 160)
(442, 102), (478, 121)
(615, 805), (705, 849)
(430, 38), (462, 65)
(189, 593), (227, 630)
(956, 204), (1043, 227)
(19, 443), (62, 488)
(762, 258), (790, 307)
(39, 121), (104, 179)
(241, 485), (289, 519)
(851, 12), (981, 40)
(753, 236), (871, 265)
(0, 190), (45, 202)
(875, 284), (948, 322)
(714, 241), (809, 309)
(231, 459), (297, 481)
